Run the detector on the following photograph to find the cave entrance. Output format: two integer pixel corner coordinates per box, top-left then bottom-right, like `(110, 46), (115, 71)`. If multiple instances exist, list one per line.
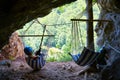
(17, 0), (101, 63)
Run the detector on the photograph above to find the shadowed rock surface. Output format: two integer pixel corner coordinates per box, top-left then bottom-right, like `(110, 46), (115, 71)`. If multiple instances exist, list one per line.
(95, 0), (120, 79)
(0, 0), (76, 49)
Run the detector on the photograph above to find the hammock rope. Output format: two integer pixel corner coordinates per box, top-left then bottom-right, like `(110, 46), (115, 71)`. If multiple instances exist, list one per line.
(36, 25), (46, 55)
(71, 19), (111, 55)
(71, 20), (84, 55)
(78, 21), (84, 46)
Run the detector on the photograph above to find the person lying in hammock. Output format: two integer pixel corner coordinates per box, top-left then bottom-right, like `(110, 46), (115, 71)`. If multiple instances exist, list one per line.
(24, 46), (46, 71)
(68, 46), (108, 71)
(68, 52), (80, 62)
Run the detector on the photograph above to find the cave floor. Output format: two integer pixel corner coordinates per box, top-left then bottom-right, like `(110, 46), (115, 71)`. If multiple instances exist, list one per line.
(0, 60), (99, 80)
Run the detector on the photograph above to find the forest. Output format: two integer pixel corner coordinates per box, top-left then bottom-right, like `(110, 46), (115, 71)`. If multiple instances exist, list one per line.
(17, 0), (100, 62)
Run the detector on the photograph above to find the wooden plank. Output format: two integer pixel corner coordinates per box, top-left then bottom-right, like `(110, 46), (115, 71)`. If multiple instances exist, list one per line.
(71, 19), (112, 22)
(18, 35), (54, 37)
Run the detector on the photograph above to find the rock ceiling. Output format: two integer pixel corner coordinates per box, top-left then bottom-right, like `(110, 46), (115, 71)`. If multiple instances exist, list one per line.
(0, 0), (76, 49)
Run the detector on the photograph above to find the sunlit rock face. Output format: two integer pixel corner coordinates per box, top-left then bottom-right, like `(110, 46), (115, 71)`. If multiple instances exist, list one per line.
(0, 0), (76, 49)
(0, 32), (25, 61)
(96, 0), (120, 79)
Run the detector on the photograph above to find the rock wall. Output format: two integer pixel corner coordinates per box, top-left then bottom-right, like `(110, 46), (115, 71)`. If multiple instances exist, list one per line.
(0, 32), (25, 61)
(96, 0), (120, 79)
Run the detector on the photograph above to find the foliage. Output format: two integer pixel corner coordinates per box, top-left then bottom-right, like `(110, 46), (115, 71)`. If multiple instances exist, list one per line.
(93, 0), (97, 3)
(46, 47), (72, 62)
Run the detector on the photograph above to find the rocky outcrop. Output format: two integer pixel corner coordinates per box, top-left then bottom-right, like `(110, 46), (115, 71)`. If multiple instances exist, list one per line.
(0, 0), (76, 49)
(96, 0), (120, 79)
(0, 32), (25, 60)
(0, 32), (32, 74)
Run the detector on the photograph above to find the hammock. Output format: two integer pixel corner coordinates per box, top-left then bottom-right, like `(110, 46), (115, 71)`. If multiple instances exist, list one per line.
(24, 23), (47, 70)
(23, 19), (55, 70)
(69, 20), (107, 69)
(28, 25), (46, 70)
(69, 46), (107, 67)
(26, 53), (45, 70)
(71, 20), (83, 55)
